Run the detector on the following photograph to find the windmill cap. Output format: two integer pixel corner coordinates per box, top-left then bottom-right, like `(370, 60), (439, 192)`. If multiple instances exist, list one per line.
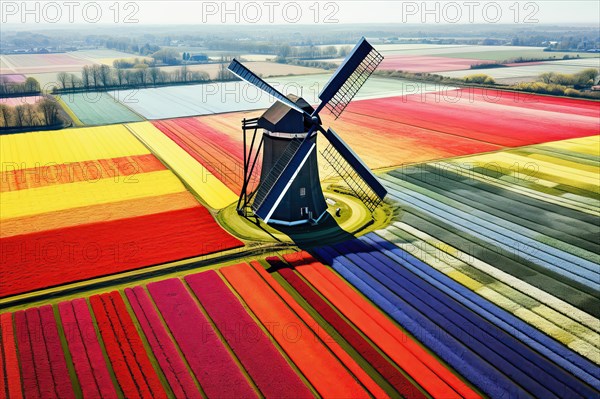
(258, 94), (318, 133)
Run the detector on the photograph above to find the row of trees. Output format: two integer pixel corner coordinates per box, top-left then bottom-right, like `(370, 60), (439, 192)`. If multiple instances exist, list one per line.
(105, 39), (160, 56)
(277, 44), (352, 60)
(0, 98), (64, 129)
(55, 64), (212, 91)
(0, 77), (41, 96)
(112, 57), (154, 69)
(538, 69), (598, 87)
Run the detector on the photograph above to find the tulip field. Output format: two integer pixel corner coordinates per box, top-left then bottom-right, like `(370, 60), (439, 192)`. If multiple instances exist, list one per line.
(0, 257), (486, 398)
(145, 88), (599, 196)
(56, 92), (143, 125)
(295, 135), (598, 398)
(0, 125), (243, 298)
(379, 55), (495, 72)
(0, 53), (95, 74)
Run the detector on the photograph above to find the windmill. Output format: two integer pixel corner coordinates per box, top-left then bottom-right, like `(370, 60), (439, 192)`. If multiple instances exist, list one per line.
(230, 37), (386, 226)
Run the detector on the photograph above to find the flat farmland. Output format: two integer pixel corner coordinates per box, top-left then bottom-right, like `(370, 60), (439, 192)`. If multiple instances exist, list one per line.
(57, 92), (143, 125)
(344, 88), (600, 147)
(442, 57), (600, 80)
(0, 53), (95, 74)
(170, 109), (487, 186)
(0, 257), (476, 398)
(115, 74), (450, 119)
(185, 88), (598, 185)
(126, 121), (238, 209)
(379, 55), (494, 72)
(319, 45), (597, 65)
(152, 118), (250, 194)
(0, 74), (26, 84)
(376, 45), (597, 60)
(0, 125), (243, 298)
(113, 81), (273, 119)
(0, 95), (43, 106)
(68, 49), (148, 65)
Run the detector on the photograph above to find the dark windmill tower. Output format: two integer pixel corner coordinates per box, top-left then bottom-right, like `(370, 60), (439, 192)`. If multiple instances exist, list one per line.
(230, 37), (387, 226)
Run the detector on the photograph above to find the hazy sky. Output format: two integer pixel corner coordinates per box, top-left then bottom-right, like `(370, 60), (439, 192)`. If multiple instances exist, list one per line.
(2, 1), (599, 27)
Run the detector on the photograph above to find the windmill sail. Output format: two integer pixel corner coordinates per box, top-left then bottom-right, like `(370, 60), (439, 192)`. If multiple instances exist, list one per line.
(252, 137), (317, 223)
(321, 128), (386, 211)
(228, 59), (309, 116)
(317, 37), (383, 118)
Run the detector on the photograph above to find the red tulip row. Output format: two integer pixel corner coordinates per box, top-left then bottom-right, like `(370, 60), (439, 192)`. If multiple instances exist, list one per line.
(58, 298), (117, 399)
(125, 286), (202, 399)
(1, 206), (244, 298)
(13, 306), (74, 399)
(346, 89), (600, 147)
(0, 254), (481, 399)
(246, 261), (389, 397)
(90, 291), (167, 399)
(153, 118), (249, 194)
(1, 153), (164, 194)
(147, 278), (257, 398)
(221, 262), (375, 398)
(0, 313), (22, 399)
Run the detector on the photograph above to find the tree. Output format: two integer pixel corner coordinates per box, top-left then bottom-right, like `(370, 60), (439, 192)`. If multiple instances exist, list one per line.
(278, 44), (292, 59)
(116, 67), (126, 86)
(575, 68), (599, 85)
(151, 48), (180, 65)
(82, 66), (91, 89)
(69, 73), (81, 89)
(38, 98), (61, 125)
(19, 104), (36, 126)
(216, 55), (234, 81)
(99, 65), (112, 87)
(323, 46), (337, 58)
(148, 67), (161, 84)
(0, 104), (13, 127)
(14, 105), (25, 127)
(91, 65), (101, 87)
(135, 65), (149, 85)
(57, 72), (69, 89)
(180, 64), (188, 82)
(338, 46), (352, 57)
(539, 72), (554, 84)
(23, 77), (40, 93)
